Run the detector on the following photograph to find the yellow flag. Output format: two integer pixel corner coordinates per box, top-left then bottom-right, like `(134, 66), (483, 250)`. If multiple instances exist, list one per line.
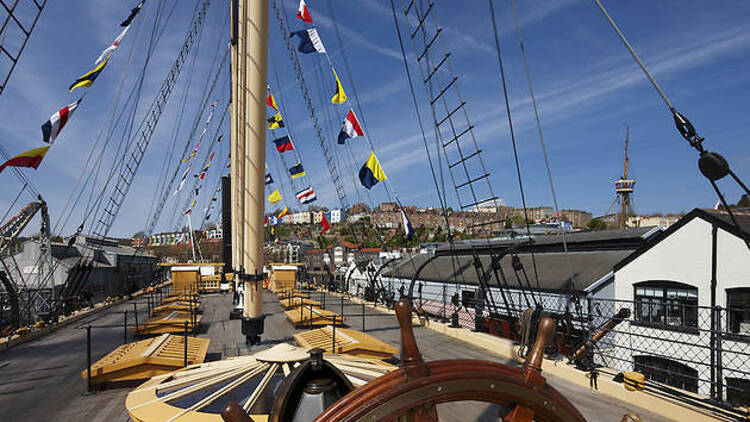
(331, 67), (347, 104)
(268, 189), (282, 204)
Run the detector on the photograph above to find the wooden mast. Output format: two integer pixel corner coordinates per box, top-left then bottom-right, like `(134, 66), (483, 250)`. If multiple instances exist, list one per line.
(231, 0), (268, 343)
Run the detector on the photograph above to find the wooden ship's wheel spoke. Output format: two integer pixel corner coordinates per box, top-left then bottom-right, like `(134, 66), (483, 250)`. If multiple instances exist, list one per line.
(313, 299), (587, 422)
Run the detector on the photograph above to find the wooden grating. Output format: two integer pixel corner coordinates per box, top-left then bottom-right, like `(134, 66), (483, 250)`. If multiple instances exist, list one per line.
(150, 301), (195, 317)
(294, 326), (398, 360)
(284, 306), (344, 327)
(278, 296), (321, 309)
(134, 311), (201, 334)
(81, 334), (209, 384)
(275, 290), (308, 299)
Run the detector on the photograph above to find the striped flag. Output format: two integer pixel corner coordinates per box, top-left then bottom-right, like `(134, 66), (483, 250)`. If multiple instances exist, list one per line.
(41, 99), (82, 144)
(296, 186), (316, 204)
(0, 146), (51, 173)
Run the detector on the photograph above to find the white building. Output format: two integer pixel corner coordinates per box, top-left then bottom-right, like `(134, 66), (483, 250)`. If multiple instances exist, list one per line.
(590, 209), (750, 402)
(293, 211), (311, 225)
(330, 209), (343, 223)
(312, 211), (323, 224)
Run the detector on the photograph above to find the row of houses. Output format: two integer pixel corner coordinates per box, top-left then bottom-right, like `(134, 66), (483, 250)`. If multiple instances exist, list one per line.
(340, 208), (749, 405)
(279, 209), (344, 225)
(131, 225), (224, 248)
(370, 202), (594, 233)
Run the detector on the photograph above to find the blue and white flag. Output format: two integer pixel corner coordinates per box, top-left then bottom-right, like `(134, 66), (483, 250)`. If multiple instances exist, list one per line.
(400, 207), (414, 240)
(290, 29), (326, 54)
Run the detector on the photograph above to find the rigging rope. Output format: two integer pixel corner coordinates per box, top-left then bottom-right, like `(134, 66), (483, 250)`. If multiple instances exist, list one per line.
(390, 0), (465, 301)
(487, 0), (541, 302)
(592, 0), (750, 250)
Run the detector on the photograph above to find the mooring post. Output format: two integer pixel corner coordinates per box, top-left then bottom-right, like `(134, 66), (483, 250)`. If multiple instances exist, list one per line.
(340, 294), (344, 316)
(362, 302), (366, 332)
(184, 320), (189, 367)
(86, 325), (92, 392)
(123, 310), (128, 344)
(322, 290), (326, 309)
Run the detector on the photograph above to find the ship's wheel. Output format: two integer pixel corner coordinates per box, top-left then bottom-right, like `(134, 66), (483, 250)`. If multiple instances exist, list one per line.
(314, 298), (587, 422)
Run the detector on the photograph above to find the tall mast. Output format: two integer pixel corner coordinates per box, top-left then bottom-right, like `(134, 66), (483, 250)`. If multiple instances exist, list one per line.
(615, 125), (635, 229)
(231, 0), (268, 344)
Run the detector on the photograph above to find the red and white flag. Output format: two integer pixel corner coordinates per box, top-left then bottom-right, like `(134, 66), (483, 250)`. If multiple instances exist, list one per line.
(95, 26), (130, 65)
(337, 108), (364, 144)
(41, 99), (82, 144)
(296, 186), (317, 204)
(297, 0), (312, 23)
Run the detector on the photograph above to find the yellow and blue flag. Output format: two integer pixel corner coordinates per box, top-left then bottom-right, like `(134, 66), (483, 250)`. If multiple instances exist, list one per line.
(358, 152), (386, 189)
(289, 162), (305, 179)
(69, 56), (110, 91)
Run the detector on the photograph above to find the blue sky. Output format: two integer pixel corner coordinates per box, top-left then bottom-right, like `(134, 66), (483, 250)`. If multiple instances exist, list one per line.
(0, 0), (749, 238)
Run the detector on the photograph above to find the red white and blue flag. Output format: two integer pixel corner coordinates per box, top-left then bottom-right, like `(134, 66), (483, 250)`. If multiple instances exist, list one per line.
(41, 99), (82, 144)
(338, 108), (364, 144)
(297, 0), (312, 23)
(296, 186), (317, 204)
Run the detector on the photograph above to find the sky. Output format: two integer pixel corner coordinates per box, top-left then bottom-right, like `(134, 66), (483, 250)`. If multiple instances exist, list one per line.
(0, 0), (749, 238)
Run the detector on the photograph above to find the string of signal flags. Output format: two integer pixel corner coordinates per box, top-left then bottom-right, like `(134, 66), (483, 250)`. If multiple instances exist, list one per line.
(0, 1), (147, 173)
(262, 0), (388, 210)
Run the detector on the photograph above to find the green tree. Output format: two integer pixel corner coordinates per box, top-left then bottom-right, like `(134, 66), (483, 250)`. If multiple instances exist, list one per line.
(587, 218), (609, 231)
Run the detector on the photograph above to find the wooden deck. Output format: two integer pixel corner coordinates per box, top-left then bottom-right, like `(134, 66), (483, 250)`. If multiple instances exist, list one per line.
(0, 290), (674, 422)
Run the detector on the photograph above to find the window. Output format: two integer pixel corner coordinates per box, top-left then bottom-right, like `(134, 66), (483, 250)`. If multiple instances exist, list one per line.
(634, 355), (698, 393)
(726, 377), (750, 406)
(634, 281), (698, 328)
(727, 288), (750, 335)
(461, 290), (476, 309)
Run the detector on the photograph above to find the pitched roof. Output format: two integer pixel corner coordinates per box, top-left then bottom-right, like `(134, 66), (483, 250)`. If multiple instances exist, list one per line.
(614, 208), (750, 271)
(360, 248), (381, 253)
(384, 250), (630, 292)
(340, 241), (360, 249)
(436, 226), (659, 255)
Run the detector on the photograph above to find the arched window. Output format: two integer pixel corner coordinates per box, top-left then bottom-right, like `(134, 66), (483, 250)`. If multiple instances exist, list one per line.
(634, 355), (698, 393)
(634, 281), (698, 328)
